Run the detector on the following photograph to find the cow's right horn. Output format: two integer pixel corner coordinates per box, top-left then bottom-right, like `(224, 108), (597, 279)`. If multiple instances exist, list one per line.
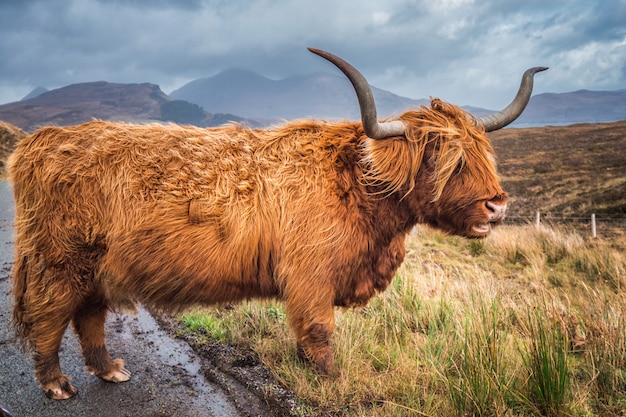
(479, 66), (549, 132)
(308, 47), (406, 140)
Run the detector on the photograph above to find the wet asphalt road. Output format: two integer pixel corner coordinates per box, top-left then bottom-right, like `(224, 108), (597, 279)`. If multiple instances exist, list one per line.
(0, 181), (243, 417)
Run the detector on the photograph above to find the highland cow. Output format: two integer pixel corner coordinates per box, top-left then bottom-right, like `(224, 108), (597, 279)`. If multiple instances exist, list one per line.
(9, 48), (546, 399)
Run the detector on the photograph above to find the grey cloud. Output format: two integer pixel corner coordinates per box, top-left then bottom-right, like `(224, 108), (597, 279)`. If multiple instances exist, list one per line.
(0, 0), (624, 108)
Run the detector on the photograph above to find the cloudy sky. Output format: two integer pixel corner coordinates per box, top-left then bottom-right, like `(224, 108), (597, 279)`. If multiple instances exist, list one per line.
(1, 0), (625, 110)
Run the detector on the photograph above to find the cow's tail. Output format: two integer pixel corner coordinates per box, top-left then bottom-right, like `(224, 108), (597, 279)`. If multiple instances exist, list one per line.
(8, 135), (39, 349)
(11, 253), (32, 348)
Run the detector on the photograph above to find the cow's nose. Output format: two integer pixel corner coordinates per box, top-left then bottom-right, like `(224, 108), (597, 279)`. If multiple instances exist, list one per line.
(486, 200), (507, 222)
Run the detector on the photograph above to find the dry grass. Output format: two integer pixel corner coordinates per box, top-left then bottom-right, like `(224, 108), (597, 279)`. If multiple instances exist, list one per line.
(180, 225), (626, 416)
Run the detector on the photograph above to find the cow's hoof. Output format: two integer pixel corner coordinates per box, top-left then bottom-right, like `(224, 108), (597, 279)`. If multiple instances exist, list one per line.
(42, 377), (77, 400)
(0, 402), (15, 417)
(89, 358), (132, 383)
(315, 357), (340, 378)
(297, 344), (340, 377)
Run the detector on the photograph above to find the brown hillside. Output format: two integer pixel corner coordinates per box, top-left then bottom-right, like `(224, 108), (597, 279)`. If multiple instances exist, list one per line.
(489, 120), (626, 219)
(0, 82), (167, 132)
(0, 121), (26, 180)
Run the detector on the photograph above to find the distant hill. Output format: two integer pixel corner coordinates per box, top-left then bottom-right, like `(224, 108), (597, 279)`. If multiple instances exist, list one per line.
(21, 86), (49, 101)
(514, 89), (626, 126)
(170, 70), (427, 120)
(0, 81), (252, 132)
(1, 72), (624, 132)
(171, 70), (626, 125)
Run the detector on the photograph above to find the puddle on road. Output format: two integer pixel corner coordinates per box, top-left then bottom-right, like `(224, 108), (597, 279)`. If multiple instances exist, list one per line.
(112, 308), (242, 417)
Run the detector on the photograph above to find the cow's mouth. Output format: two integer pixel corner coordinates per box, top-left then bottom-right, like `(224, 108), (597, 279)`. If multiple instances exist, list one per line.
(471, 223), (491, 236)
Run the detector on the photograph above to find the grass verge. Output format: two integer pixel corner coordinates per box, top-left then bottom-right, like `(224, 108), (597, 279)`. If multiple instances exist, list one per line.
(179, 224), (626, 416)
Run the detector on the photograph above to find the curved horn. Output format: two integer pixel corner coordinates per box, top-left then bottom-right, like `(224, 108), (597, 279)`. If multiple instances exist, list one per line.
(308, 47), (406, 139)
(480, 67), (549, 132)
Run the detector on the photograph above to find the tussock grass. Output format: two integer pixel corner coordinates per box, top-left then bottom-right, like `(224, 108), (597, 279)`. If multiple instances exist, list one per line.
(180, 224), (626, 416)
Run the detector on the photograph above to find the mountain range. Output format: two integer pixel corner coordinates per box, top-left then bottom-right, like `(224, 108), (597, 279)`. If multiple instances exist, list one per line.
(0, 82), (249, 132)
(169, 69), (429, 121)
(0, 70), (624, 132)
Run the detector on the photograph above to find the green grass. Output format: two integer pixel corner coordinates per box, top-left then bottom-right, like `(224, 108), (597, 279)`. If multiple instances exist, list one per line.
(178, 225), (626, 416)
(518, 304), (571, 416)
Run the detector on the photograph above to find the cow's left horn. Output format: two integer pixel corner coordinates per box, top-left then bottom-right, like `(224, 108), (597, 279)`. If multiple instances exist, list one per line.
(479, 67), (549, 132)
(308, 47), (406, 139)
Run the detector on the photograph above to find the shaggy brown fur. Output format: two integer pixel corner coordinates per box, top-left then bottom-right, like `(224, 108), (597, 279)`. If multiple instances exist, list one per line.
(9, 98), (506, 399)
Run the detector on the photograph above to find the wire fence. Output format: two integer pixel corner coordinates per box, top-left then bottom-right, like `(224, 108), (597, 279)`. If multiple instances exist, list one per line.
(505, 212), (626, 239)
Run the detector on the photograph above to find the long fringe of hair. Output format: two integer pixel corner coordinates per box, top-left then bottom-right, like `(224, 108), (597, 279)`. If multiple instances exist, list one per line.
(361, 98), (497, 201)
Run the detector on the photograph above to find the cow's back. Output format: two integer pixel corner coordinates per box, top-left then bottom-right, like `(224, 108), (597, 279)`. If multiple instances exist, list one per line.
(9, 121), (258, 253)
(8, 119), (370, 310)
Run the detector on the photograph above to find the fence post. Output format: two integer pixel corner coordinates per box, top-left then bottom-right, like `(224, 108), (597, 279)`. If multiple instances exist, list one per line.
(591, 213), (597, 238)
(535, 211), (541, 228)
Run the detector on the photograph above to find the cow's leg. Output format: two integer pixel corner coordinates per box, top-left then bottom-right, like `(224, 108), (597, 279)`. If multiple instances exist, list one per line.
(286, 287), (338, 376)
(21, 263), (82, 400)
(72, 303), (131, 383)
(32, 319), (77, 400)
